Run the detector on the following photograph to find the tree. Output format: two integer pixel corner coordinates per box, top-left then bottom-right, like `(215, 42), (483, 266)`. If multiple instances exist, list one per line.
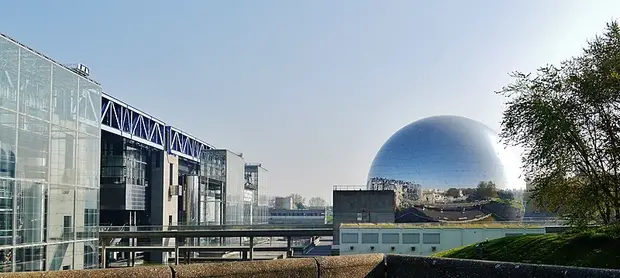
(462, 188), (477, 196)
(289, 193), (306, 209)
(475, 181), (498, 200)
(444, 188), (461, 198)
(497, 21), (620, 226)
(497, 190), (515, 201)
(308, 197), (327, 208)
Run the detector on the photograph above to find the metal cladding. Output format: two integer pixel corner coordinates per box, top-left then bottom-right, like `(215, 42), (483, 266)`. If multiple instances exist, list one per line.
(367, 115), (525, 193)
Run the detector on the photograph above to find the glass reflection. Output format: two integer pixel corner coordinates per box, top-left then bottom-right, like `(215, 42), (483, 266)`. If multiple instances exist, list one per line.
(367, 115), (525, 196)
(0, 34), (102, 271)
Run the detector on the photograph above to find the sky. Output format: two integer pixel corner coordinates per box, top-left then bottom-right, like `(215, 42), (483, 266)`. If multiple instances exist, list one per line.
(2, 1), (619, 203)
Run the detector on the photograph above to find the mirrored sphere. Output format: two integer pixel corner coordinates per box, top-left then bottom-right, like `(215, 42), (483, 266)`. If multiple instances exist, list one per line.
(367, 115), (525, 192)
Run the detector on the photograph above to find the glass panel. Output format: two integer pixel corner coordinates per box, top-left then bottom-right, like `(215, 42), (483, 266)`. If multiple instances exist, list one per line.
(75, 187), (98, 240)
(77, 78), (101, 135)
(402, 233), (420, 244)
(15, 245), (44, 272)
(76, 133), (99, 188)
(0, 37), (19, 111)
(51, 65), (79, 130)
(49, 125), (76, 185)
(46, 242), (73, 271)
(422, 233), (441, 244)
(17, 116), (49, 181)
(83, 240), (98, 269)
(341, 233), (359, 244)
(361, 233), (379, 244)
(382, 233), (400, 244)
(19, 49), (51, 121)
(47, 184), (75, 242)
(15, 181), (45, 245)
(0, 179), (14, 247)
(505, 233), (523, 237)
(0, 109), (17, 179)
(0, 248), (14, 272)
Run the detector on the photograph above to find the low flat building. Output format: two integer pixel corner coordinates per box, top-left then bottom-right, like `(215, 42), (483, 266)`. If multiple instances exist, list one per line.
(268, 209), (326, 225)
(339, 223), (545, 256)
(332, 187), (395, 255)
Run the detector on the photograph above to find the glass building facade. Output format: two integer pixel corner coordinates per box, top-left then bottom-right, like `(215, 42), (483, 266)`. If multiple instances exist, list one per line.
(0, 34), (101, 272)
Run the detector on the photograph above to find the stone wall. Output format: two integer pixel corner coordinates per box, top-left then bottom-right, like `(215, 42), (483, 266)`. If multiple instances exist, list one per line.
(2, 254), (620, 278)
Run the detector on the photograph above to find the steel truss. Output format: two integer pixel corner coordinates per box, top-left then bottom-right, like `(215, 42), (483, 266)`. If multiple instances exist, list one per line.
(167, 126), (214, 161)
(100, 93), (215, 161)
(100, 93), (165, 150)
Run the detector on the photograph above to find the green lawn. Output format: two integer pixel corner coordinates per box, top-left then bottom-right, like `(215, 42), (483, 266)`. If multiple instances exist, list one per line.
(434, 225), (620, 269)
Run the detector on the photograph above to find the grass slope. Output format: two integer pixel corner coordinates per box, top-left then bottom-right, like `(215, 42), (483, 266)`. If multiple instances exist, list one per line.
(434, 225), (620, 269)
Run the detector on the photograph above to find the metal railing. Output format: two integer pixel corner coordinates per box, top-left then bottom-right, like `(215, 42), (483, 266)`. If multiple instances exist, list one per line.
(332, 185), (367, 191)
(99, 224), (333, 232)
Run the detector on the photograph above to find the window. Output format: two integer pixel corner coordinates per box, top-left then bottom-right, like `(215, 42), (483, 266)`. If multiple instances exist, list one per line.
(169, 163), (174, 185)
(361, 233), (379, 244)
(63, 216), (72, 235)
(422, 233), (441, 244)
(168, 215), (173, 226)
(505, 233), (523, 237)
(356, 212), (369, 222)
(341, 233), (359, 244)
(382, 233), (400, 244)
(402, 233), (420, 244)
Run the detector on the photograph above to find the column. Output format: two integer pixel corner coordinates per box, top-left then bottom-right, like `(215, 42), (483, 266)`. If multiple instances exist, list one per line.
(249, 237), (254, 261)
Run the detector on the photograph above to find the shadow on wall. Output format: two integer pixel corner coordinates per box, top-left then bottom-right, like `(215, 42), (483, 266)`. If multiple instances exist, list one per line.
(4, 254), (620, 278)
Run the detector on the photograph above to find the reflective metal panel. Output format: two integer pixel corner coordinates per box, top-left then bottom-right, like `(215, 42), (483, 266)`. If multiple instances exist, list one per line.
(368, 115), (524, 192)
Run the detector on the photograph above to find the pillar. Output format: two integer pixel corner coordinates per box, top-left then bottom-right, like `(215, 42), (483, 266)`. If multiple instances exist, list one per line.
(249, 237), (254, 261)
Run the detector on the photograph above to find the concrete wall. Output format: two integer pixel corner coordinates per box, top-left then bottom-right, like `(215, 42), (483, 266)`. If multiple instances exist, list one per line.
(147, 151), (179, 263)
(339, 226), (546, 256)
(332, 190), (395, 251)
(6, 254), (620, 278)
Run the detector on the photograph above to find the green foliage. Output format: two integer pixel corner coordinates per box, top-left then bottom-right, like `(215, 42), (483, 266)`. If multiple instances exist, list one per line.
(475, 181), (498, 200)
(434, 225), (620, 269)
(289, 193), (306, 209)
(444, 188), (461, 198)
(497, 190), (514, 201)
(497, 21), (620, 225)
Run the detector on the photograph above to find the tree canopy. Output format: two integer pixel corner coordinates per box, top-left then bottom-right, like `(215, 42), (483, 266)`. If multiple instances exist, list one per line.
(498, 21), (620, 226)
(289, 193), (306, 209)
(308, 197), (328, 208)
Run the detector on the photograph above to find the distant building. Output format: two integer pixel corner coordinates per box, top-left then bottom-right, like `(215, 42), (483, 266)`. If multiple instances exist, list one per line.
(332, 187), (395, 255)
(339, 223), (545, 256)
(274, 196), (294, 210)
(268, 209), (326, 225)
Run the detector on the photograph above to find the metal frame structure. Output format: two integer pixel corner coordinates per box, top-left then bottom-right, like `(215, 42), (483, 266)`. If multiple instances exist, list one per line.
(100, 93), (215, 161)
(167, 126), (214, 161)
(100, 93), (166, 150)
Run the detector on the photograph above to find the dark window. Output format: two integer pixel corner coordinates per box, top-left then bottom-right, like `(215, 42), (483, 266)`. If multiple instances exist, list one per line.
(169, 163), (173, 185)
(168, 215), (173, 226)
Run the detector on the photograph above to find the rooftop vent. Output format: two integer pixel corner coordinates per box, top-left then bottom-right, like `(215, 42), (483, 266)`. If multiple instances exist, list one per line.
(64, 63), (90, 77)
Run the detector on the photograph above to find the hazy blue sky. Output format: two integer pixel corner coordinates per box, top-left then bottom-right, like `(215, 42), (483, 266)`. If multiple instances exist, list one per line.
(2, 1), (619, 202)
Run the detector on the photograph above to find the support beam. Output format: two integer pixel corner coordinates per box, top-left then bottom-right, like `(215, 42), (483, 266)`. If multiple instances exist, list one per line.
(249, 237), (254, 261)
(101, 243), (107, 269)
(174, 239), (180, 265)
(286, 236), (292, 257)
